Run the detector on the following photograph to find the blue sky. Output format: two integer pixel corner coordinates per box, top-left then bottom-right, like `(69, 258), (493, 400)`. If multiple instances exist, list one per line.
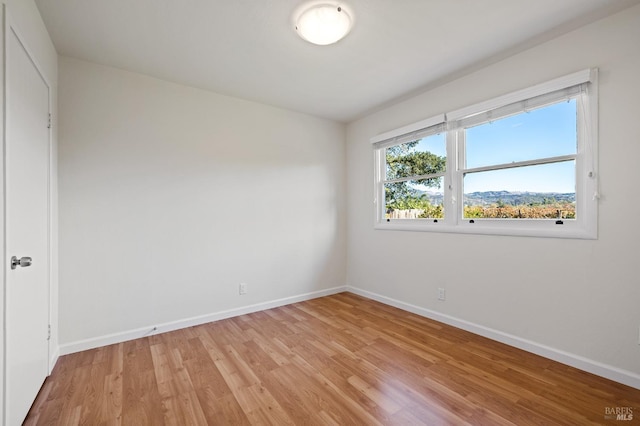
(415, 100), (577, 194)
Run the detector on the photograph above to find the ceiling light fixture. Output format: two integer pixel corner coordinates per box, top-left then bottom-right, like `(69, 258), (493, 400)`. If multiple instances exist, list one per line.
(294, 2), (353, 46)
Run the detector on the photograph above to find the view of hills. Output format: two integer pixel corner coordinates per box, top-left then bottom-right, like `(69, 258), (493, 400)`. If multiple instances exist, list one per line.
(418, 190), (576, 206)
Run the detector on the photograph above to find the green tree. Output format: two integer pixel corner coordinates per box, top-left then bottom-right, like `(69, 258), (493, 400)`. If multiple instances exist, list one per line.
(385, 141), (446, 213)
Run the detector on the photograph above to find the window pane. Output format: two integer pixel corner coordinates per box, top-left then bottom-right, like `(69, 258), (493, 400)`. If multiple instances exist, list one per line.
(465, 99), (577, 169)
(385, 178), (444, 219)
(463, 161), (576, 219)
(385, 133), (446, 180)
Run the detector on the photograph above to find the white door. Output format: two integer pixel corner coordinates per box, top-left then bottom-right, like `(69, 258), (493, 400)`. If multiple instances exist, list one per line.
(4, 23), (51, 425)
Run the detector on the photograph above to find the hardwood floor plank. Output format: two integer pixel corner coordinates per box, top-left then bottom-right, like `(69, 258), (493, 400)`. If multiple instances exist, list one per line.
(150, 343), (181, 399)
(249, 367), (318, 424)
(243, 330), (291, 368)
(346, 375), (403, 415)
(26, 293), (640, 425)
(232, 383), (295, 425)
(171, 391), (209, 425)
(311, 368), (387, 426)
(122, 341), (165, 425)
(287, 353), (386, 424)
(194, 388), (251, 425)
(183, 339), (231, 399)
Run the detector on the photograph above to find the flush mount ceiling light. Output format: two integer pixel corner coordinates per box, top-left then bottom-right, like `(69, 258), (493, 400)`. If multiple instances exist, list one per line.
(294, 2), (353, 45)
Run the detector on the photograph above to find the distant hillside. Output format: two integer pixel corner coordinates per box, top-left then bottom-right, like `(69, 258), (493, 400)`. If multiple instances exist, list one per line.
(464, 191), (575, 206)
(418, 190), (575, 206)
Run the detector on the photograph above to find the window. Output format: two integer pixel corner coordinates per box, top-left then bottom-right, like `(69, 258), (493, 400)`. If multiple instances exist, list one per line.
(379, 117), (446, 220)
(372, 69), (598, 239)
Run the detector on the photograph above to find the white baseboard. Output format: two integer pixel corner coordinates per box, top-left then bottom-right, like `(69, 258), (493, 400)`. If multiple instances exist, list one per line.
(56, 284), (640, 390)
(58, 285), (347, 356)
(48, 346), (59, 375)
(347, 286), (640, 390)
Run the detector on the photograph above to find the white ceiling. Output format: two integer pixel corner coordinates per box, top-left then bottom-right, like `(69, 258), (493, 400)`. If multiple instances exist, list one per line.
(36, 0), (640, 123)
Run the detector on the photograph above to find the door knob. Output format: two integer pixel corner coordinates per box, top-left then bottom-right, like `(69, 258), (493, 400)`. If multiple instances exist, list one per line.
(10, 256), (32, 270)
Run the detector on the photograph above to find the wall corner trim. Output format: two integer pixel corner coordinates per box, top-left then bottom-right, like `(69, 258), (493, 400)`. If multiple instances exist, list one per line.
(48, 347), (60, 376)
(346, 286), (640, 390)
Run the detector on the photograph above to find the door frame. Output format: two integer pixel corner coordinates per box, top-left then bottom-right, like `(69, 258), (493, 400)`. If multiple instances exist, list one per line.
(1, 5), (55, 423)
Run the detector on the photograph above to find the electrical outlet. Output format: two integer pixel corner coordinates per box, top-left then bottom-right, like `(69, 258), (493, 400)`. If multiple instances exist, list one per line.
(437, 287), (446, 301)
(239, 283), (247, 295)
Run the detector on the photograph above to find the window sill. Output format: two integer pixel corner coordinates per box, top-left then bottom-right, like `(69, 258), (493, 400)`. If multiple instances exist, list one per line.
(374, 220), (596, 239)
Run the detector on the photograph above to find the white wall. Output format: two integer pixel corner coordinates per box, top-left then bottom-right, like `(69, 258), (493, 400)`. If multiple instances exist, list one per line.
(0, 0), (58, 421)
(58, 57), (346, 348)
(347, 5), (640, 384)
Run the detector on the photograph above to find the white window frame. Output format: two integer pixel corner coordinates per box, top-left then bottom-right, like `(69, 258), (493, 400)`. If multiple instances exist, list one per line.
(372, 69), (598, 239)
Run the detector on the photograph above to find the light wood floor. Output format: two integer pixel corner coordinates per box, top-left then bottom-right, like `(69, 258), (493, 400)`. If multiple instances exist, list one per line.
(25, 292), (638, 425)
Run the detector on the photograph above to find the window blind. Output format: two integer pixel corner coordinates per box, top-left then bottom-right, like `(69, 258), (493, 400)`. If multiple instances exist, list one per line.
(371, 114), (446, 149)
(448, 84), (585, 130)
